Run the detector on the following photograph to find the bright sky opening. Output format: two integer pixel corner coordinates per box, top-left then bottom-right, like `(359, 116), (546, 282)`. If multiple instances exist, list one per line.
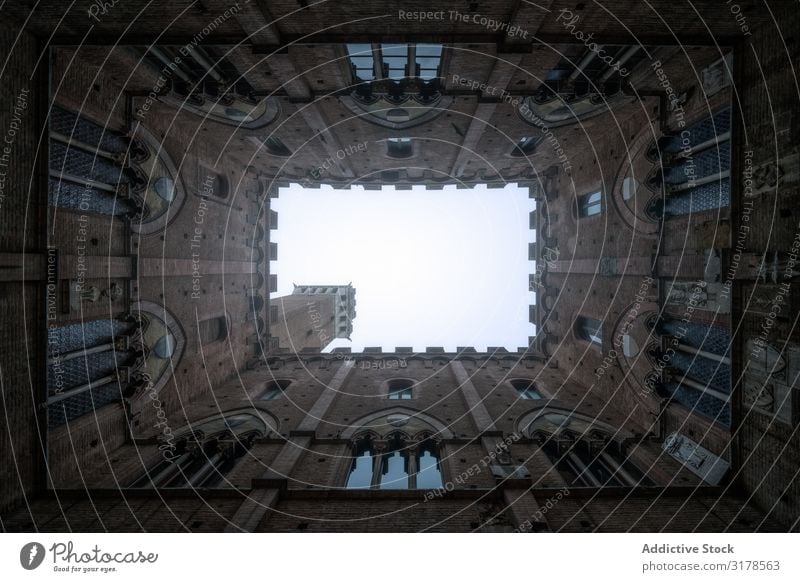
(270, 183), (537, 352)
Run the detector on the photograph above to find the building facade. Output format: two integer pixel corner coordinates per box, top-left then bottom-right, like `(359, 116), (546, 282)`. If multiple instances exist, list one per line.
(0, 0), (797, 532)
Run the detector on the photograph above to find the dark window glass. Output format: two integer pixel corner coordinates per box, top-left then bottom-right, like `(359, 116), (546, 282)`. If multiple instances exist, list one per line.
(198, 316), (227, 344)
(511, 136), (543, 157)
(259, 379), (291, 400)
(511, 379), (541, 400)
(388, 380), (413, 400)
(264, 136), (292, 157)
(387, 137), (412, 158)
(576, 316), (602, 346)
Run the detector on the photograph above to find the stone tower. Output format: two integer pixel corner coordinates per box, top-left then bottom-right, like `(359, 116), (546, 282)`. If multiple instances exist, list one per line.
(269, 284), (356, 351)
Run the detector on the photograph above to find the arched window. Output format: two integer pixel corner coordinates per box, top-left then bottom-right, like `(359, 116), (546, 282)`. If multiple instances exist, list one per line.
(578, 190), (602, 217)
(517, 46), (646, 129)
(380, 434), (410, 489)
(131, 412), (268, 488)
(387, 379), (413, 400)
(46, 304), (186, 427)
(415, 440), (444, 489)
(345, 432), (443, 490)
(48, 106), (189, 226)
(386, 137), (413, 158)
(198, 315), (228, 345)
(259, 379), (292, 401)
(510, 379), (541, 400)
(528, 412), (652, 488)
(155, 77), (279, 129)
(199, 167), (229, 199)
(345, 437), (375, 489)
(575, 316), (603, 347)
(540, 437), (650, 488)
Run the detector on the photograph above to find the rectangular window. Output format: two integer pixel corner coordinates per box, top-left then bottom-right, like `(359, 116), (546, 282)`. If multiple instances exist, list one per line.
(259, 380), (290, 400)
(259, 387), (281, 400)
(388, 383), (413, 400)
(578, 190), (602, 217)
(350, 44), (443, 83)
(387, 137), (412, 158)
(513, 380), (542, 400)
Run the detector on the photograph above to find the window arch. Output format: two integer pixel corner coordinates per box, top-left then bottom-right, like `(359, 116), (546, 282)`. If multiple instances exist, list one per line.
(48, 107), (187, 230)
(345, 432), (443, 490)
(159, 92), (279, 130)
(259, 379), (293, 401)
(340, 408), (454, 441)
(131, 411), (270, 488)
(515, 45), (647, 129)
(341, 43), (450, 131)
(127, 302), (186, 406)
(47, 303), (187, 426)
(379, 433), (411, 489)
(528, 412), (652, 488)
(415, 439), (444, 489)
(130, 124), (188, 235)
(345, 435), (376, 488)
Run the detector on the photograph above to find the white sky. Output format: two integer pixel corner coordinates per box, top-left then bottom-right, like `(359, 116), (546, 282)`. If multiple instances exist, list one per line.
(270, 183), (537, 352)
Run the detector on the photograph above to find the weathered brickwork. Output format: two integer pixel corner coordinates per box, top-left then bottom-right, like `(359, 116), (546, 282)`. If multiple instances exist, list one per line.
(0, 1), (797, 532)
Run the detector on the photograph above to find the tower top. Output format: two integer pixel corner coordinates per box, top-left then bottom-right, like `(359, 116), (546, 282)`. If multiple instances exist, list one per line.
(292, 284), (357, 339)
